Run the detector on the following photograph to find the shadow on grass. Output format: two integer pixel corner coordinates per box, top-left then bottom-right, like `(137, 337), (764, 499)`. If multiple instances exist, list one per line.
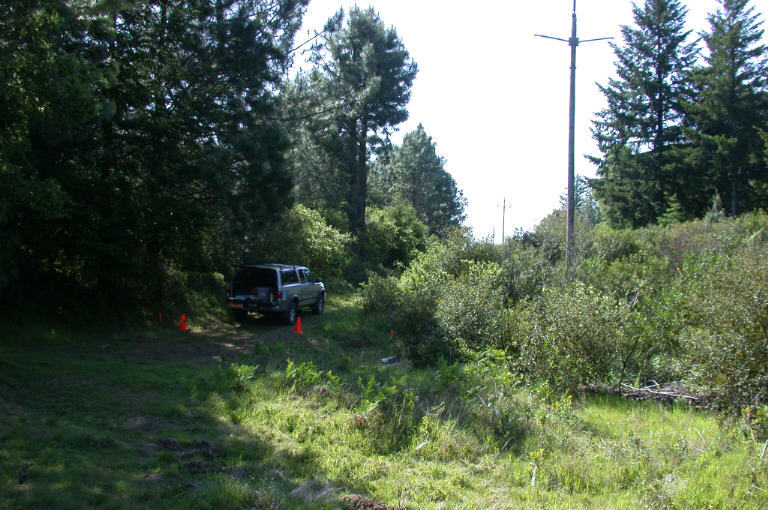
(0, 309), (412, 510)
(0, 342), (341, 509)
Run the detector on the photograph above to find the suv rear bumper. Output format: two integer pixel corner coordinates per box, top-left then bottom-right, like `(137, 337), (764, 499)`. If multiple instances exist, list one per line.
(227, 297), (284, 313)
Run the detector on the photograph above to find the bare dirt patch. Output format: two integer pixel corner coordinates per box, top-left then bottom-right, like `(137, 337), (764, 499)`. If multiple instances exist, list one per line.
(63, 317), (309, 366)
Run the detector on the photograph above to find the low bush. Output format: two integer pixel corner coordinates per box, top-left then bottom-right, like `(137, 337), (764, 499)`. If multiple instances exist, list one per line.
(514, 282), (629, 393)
(361, 204), (430, 271)
(679, 245), (768, 408)
(434, 261), (508, 352)
(499, 242), (557, 303)
(362, 214), (768, 408)
(361, 242), (453, 366)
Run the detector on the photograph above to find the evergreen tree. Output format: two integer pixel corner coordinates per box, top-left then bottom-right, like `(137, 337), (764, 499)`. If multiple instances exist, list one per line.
(279, 71), (356, 225)
(0, 0), (308, 307)
(685, 0), (768, 216)
(371, 124), (466, 237)
(307, 7), (417, 236)
(590, 0), (699, 227)
(0, 0), (108, 291)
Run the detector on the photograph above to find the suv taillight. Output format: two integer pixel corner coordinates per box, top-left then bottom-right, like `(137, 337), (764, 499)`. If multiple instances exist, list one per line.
(226, 285), (230, 295)
(270, 290), (283, 300)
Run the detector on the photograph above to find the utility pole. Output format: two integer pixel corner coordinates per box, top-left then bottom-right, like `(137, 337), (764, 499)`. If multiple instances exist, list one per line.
(498, 197), (513, 243)
(536, 0), (611, 275)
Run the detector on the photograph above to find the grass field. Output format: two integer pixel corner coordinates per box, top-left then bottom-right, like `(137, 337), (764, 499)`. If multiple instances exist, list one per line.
(2, 294), (767, 509)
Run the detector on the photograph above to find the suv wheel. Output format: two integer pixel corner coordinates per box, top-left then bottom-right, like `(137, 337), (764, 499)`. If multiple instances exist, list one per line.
(284, 301), (298, 325)
(311, 294), (324, 315)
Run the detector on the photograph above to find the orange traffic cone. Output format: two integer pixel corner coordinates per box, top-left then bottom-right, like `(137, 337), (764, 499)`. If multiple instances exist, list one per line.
(179, 313), (189, 331)
(294, 316), (303, 334)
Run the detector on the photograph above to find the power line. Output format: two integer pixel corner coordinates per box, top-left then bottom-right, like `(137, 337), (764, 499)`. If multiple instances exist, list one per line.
(535, 0), (611, 275)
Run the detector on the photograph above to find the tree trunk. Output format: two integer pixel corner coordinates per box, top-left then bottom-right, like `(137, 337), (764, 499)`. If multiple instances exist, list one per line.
(349, 114), (368, 236)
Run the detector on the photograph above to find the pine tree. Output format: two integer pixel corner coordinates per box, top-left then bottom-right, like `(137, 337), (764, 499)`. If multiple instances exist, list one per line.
(0, 0), (308, 304)
(685, 0), (768, 216)
(308, 7), (417, 236)
(371, 124), (466, 237)
(590, 0), (699, 227)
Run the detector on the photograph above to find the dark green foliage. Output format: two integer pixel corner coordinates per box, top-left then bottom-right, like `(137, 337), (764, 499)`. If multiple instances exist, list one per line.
(0, 0), (102, 292)
(0, 0), (308, 315)
(592, 0), (768, 227)
(302, 7), (417, 236)
(245, 204), (352, 282)
(360, 204), (430, 270)
(684, 0), (768, 216)
(591, 0), (699, 227)
(370, 124), (466, 237)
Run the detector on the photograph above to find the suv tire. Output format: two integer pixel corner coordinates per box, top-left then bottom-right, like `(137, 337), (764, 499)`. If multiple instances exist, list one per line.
(284, 301), (298, 325)
(311, 294), (324, 315)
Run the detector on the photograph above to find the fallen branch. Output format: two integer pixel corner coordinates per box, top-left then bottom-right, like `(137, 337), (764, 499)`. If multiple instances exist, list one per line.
(620, 383), (699, 401)
(578, 382), (709, 407)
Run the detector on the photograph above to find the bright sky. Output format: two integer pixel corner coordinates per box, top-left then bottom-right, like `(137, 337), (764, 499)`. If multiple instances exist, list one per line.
(294, 0), (767, 239)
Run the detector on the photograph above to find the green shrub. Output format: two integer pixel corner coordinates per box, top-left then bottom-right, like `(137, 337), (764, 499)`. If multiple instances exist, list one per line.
(679, 246), (768, 408)
(514, 283), (629, 393)
(361, 204), (430, 271)
(577, 251), (669, 303)
(434, 260), (508, 352)
(500, 242), (557, 303)
(359, 274), (400, 315)
(640, 211), (768, 269)
(587, 224), (644, 262)
(247, 204), (351, 281)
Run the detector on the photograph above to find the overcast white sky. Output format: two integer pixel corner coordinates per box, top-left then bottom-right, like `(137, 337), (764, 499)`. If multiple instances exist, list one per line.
(293, 0), (767, 239)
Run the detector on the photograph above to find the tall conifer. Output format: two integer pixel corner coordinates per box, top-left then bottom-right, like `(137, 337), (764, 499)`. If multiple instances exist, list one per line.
(591, 0), (698, 227)
(308, 8), (417, 236)
(685, 0), (768, 216)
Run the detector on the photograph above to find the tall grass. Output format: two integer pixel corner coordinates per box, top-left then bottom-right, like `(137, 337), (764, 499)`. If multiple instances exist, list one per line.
(3, 292), (768, 508)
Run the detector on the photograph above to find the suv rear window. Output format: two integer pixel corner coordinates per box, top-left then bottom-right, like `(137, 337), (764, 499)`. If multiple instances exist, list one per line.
(233, 267), (277, 288)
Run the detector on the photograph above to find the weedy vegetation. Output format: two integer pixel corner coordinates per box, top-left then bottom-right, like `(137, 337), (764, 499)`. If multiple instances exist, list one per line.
(3, 263), (768, 509)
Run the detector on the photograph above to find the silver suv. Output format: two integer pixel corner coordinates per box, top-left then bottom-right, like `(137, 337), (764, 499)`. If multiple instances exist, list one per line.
(226, 264), (325, 325)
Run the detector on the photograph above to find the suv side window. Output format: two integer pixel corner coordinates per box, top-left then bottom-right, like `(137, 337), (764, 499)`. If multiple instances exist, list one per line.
(302, 269), (311, 282)
(298, 270), (306, 284)
(282, 268), (299, 285)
